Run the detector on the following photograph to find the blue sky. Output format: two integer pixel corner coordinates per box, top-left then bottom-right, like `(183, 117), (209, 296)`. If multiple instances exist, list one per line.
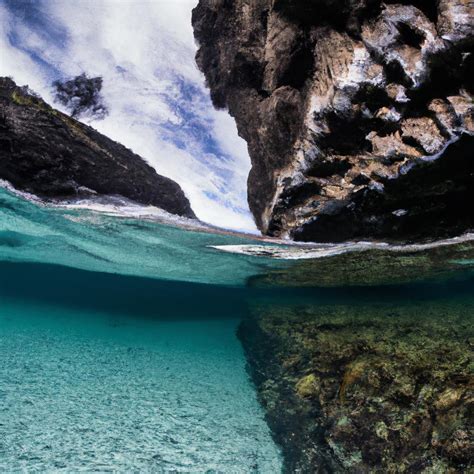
(0, 0), (257, 232)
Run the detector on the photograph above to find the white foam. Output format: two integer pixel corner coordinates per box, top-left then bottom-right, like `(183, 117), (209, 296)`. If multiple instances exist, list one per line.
(210, 232), (474, 260)
(54, 196), (216, 232)
(0, 179), (262, 237)
(0, 179), (44, 204)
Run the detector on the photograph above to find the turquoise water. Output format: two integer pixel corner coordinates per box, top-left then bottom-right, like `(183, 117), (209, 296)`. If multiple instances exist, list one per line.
(1, 187), (473, 472)
(0, 262), (282, 472)
(0, 187), (287, 286)
(0, 187), (286, 471)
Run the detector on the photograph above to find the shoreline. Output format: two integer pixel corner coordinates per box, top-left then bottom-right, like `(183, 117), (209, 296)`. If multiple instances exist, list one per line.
(2, 180), (474, 261)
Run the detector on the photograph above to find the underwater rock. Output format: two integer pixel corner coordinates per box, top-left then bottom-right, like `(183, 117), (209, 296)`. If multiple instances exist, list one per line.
(0, 77), (195, 218)
(192, 0), (474, 242)
(238, 295), (474, 472)
(249, 238), (474, 287)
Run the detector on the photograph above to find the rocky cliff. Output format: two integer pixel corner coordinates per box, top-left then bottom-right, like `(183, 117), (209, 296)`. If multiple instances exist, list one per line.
(0, 77), (195, 218)
(193, 0), (474, 242)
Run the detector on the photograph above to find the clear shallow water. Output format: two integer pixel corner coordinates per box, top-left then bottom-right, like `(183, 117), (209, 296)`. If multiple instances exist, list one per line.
(0, 187), (287, 471)
(0, 263), (282, 472)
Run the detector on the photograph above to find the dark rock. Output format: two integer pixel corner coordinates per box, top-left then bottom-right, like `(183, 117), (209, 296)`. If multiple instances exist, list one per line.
(193, 0), (474, 242)
(0, 77), (195, 218)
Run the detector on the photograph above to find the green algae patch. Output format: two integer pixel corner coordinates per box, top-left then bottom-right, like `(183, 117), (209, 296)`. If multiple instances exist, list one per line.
(10, 85), (88, 141)
(11, 89), (34, 106)
(295, 373), (319, 398)
(11, 87), (57, 117)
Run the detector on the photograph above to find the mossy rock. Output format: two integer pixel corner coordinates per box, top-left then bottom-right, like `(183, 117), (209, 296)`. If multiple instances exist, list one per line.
(241, 293), (474, 472)
(296, 373), (319, 398)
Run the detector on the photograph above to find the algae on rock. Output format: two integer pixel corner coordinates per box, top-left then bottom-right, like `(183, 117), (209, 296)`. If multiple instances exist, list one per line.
(239, 286), (474, 472)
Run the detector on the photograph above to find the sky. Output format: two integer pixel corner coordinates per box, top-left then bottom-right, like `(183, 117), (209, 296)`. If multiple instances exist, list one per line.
(0, 0), (257, 232)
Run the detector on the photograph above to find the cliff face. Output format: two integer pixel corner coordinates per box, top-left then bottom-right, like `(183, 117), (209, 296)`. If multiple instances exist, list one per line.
(0, 77), (195, 218)
(193, 0), (474, 242)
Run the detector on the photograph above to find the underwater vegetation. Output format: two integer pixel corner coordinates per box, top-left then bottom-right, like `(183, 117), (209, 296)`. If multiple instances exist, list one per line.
(240, 279), (474, 472)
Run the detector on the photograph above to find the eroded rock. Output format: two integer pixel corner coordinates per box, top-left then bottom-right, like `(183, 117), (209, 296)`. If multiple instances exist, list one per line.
(239, 292), (474, 472)
(193, 0), (474, 242)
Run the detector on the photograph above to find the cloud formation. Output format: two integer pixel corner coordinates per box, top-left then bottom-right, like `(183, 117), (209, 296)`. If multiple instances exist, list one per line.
(0, 0), (257, 232)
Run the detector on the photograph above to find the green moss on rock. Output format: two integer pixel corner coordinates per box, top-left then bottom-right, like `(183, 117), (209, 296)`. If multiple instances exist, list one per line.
(295, 373), (319, 398)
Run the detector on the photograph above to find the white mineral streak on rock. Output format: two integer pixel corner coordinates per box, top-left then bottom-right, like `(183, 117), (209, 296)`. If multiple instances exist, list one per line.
(337, 45), (385, 89)
(386, 83), (410, 103)
(361, 4), (442, 87)
(375, 107), (401, 122)
(393, 209), (408, 217)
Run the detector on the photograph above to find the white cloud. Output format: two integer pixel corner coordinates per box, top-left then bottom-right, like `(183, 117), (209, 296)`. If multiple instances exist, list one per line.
(0, 0), (257, 233)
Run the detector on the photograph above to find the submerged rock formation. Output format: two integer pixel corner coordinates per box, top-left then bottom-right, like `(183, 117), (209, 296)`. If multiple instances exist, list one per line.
(239, 281), (474, 472)
(240, 241), (474, 471)
(193, 0), (474, 242)
(240, 300), (474, 473)
(0, 77), (195, 218)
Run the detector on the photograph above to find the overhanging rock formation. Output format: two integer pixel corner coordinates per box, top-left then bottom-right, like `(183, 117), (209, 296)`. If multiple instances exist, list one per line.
(193, 0), (473, 242)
